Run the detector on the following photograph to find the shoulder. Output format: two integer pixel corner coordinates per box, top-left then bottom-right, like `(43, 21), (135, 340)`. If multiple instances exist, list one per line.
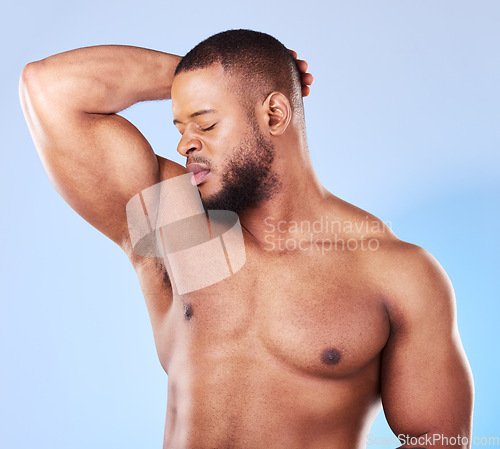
(326, 197), (456, 328)
(157, 154), (188, 179)
(373, 238), (457, 333)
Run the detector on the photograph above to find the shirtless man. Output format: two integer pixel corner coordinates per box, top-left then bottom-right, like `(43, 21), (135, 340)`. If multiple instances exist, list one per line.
(20, 30), (473, 448)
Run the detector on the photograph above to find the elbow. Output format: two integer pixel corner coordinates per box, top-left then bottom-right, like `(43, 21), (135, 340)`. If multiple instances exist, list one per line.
(19, 60), (55, 140)
(19, 59), (63, 117)
(20, 61), (39, 87)
(20, 61), (39, 83)
(19, 61), (45, 102)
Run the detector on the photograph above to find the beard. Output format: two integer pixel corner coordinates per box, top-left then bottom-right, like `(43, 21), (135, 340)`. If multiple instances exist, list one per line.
(200, 124), (281, 215)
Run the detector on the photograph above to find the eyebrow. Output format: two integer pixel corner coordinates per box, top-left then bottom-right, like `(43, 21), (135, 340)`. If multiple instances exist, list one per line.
(173, 109), (217, 125)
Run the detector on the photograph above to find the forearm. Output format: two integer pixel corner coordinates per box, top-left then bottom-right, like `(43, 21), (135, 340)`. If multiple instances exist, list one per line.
(21, 45), (181, 114)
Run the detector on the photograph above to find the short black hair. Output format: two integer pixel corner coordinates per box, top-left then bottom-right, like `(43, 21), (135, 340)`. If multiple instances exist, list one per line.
(175, 29), (303, 117)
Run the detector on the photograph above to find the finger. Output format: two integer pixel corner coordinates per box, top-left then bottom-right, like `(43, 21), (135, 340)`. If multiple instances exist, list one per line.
(302, 85), (311, 97)
(289, 49), (298, 59)
(301, 72), (314, 86)
(296, 59), (309, 73)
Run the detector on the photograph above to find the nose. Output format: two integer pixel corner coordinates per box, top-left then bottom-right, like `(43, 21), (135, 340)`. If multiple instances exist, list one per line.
(177, 129), (202, 157)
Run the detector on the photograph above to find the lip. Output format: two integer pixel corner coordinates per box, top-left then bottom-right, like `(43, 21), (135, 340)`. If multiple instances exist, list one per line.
(186, 163), (210, 186)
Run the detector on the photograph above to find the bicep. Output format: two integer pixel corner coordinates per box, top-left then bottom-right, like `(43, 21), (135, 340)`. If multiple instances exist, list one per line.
(381, 318), (473, 438)
(23, 92), (184, 247)
(29, 104), (156, 242)
(381, 249), (473, 442)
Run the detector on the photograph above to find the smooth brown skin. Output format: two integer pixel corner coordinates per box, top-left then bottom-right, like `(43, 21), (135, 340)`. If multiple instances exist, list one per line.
(20, 45), (473, 449)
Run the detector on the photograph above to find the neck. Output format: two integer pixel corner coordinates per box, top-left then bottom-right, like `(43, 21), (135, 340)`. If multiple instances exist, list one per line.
(238, 143), (330, 247)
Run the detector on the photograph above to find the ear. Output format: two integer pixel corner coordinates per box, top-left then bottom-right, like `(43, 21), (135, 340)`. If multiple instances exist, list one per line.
(262, 92), (292, 136)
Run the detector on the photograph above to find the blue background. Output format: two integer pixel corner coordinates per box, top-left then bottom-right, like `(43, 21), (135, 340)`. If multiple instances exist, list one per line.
(1, 1), (498, 447)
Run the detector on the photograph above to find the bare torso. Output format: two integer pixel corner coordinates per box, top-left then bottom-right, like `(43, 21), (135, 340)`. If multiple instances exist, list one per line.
(132, 196), (394, 449)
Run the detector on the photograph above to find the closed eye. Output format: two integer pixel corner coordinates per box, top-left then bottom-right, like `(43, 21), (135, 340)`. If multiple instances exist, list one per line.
(201, 123), (217, 132)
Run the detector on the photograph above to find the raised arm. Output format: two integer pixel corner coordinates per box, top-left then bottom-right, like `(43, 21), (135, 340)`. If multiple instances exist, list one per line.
(19, 45), (186, 257)
(381, 244), (474, 448)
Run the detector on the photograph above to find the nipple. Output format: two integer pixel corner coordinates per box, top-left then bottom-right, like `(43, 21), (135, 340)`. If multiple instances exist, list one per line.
(183, 303), (193, 321)
(321, 348), (341, 365)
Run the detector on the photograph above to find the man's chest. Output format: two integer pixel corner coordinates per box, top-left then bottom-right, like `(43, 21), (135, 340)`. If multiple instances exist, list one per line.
(155, 248), (390, 379)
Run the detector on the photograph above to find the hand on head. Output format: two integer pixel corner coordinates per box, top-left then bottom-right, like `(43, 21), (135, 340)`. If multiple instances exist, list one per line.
(289, 49), (314, 97)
